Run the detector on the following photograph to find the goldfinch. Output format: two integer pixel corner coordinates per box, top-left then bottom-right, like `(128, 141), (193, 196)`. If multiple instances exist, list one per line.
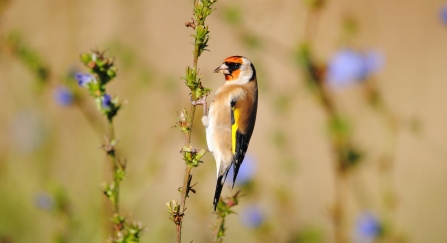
(202, 56), (258, 210)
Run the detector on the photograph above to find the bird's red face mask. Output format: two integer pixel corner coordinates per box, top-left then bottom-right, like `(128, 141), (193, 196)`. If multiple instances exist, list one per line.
(214, 56), (243, 81)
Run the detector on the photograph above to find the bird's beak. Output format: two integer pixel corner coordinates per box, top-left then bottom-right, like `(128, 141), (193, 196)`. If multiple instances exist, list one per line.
(214, 63), (230, 75)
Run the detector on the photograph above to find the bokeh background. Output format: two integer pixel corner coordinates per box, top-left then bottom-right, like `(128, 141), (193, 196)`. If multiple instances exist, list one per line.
(1, 0), (447, 242)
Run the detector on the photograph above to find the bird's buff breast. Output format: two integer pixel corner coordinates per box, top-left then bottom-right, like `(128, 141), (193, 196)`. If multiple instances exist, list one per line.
(206, 92), (233, 155)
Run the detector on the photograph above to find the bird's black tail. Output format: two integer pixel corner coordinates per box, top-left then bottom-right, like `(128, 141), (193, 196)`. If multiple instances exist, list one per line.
(213, 175), (224, 211)
(232, 162), (241, 189)
(213, 168), (231, 211)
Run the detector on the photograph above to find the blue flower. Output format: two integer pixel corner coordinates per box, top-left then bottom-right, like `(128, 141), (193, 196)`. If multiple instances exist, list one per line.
(241, 205), (264, 228)
(326, 48), (384, 89)
(54, 86), (73, 106)
(364, 50), (384, 74)
(35, 192), (54, 211)
(75, 72), (96, 87)
(226, 154), (256, 186)
(353, 212), (381, 243)
(441, 5), (447, 25)
(101, 94), (112, 109)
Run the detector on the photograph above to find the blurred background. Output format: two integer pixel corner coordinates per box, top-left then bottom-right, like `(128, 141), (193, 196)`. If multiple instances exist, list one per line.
(1, 0), (447, 242)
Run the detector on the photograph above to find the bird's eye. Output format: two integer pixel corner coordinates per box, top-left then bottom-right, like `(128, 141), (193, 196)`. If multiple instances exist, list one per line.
(227, 63), (241, 69)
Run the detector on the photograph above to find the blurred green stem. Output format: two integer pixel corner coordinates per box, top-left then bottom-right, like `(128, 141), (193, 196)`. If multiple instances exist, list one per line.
(365, 82), (399, 225)
(316, 83), (348, 243)
(76, 50), (142, 241)
(301, 3), (349, 241)
(333, 168), (347, 243)
(108, 120), (116, 141)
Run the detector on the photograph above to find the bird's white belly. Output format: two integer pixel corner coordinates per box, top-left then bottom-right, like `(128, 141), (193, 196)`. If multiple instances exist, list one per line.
(206, 105), (223, 177)
(205, 105), (215, 153)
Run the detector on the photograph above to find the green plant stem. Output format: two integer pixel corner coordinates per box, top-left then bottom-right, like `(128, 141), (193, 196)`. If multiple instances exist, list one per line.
(315, 83), (347, 243)
(180, 167), (192, 209)
(176, 93), (199, 243)
(176, 91), (197, 243)
(176, 223), (181, 243)
(303, 6), (349, 240)
(176, 9), (206, 243)
(193, 45), (200, 76)
(188, 105), (197, 142)
(366, 83), (399, 226)
(107, 119), (120, 236)
(333, 167), (347, 243)
(214, 217), (224, 243)
(175, 2), (214, 242)
(176, 166), (192, 243)
(108, 120), (116, 141)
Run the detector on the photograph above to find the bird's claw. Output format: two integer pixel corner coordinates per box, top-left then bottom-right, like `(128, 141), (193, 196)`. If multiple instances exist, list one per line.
(191, 95), (207, 106)
(191, 95), (209, 117)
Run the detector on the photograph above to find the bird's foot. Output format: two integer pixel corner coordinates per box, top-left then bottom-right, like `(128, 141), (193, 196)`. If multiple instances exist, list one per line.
(192, 95), (209, 127)
(191, 95), (207, 107)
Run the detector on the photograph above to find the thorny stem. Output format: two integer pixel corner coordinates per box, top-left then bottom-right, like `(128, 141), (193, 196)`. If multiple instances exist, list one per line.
(181, 167), (193, 208)
(176, 77), (198, 243)
(213, 217), (224, 243)
(176, 14), (202, 243)
(176, 167), (192, 241)
(107, 119), (120, 235)
(175, 1), (215, 241)
(188, 105), (197, 144)
(176, 223), (181, 243)
(193, 45), (200, 76)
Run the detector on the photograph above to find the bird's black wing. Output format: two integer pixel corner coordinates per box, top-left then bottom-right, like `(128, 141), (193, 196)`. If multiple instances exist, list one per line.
(230, 98), (256, 187)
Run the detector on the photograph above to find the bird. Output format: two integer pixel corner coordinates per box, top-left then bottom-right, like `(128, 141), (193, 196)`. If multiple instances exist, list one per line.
(202, 56), (258, 211)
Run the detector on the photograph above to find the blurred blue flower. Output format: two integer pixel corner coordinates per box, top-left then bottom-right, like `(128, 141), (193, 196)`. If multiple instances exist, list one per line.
(326, 48), (384, 89)
(241, 205), (264, 228)
(226, 154), (256, 186)
(327, 49), (367, 87)
(101, 94), (112, 109)
(75, 72), (96, 87)
(441, 5), (447, 25)
(53, 86), (73, 106)
(353, 212), (381, 243)
(364, 50), (384, 74)
(35, 192), (54, 211)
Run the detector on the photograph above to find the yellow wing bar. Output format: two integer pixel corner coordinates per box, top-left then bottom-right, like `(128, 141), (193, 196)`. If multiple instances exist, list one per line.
(231, 107), (240, 154)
